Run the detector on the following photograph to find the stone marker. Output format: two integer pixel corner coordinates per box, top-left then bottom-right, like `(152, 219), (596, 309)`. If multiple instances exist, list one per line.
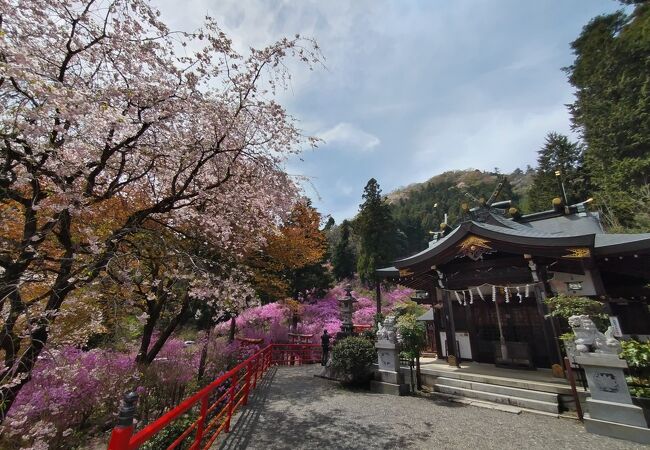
(371, 316), (410, 396)
(569, 315), (650, 444)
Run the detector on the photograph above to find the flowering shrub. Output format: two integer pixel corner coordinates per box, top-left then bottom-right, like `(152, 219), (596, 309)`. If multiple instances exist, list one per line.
(2, 347), (136, 449)
(217, 302), (291, 344)
(137, 338), (202, 423)
(2, 338), (213, 449)
(220, 282), (414, 345)
(302, 287), (344, 338)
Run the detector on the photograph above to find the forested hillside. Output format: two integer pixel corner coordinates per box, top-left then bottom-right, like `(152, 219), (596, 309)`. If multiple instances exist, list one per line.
(388, 168), (536, 255)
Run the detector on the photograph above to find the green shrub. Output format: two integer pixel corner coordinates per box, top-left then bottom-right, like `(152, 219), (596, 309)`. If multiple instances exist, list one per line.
(621, 340), (650, 369)
(140, 413), (198, 450)
(392, 300), (426, 319)
(331, 336), (376, 385)
(620, 340), (650, 398)
(396, 314), (426, 361)
(360, 328), (377, 341)
(544, 294), (608, 330)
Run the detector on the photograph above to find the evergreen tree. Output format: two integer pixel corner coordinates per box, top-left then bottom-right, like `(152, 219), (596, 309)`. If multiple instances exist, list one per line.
(289, 260), (333, 301)
(323, 216), (336, 231)
(332, 220), (356, 280)
(527, 132), (589, 212)
(565, 2), (650, 227)
(355, 178), (398, 285)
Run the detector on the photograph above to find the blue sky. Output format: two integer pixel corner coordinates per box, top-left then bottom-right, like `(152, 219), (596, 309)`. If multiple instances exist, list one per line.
(156, 0), (622, 222)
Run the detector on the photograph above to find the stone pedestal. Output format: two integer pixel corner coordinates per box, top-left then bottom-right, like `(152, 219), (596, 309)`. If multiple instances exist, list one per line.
(371, 340), (410, 396)
(576, 354), (650, 444)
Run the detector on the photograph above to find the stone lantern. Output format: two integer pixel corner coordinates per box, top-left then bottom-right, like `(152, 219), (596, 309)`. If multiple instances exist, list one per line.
(337, 285), (356, 338)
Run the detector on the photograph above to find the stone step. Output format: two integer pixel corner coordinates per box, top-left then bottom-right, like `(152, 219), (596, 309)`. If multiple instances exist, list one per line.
(433, 383), (560, 413)
(434, 376), (559, 403)
(417, 367), (572, 395)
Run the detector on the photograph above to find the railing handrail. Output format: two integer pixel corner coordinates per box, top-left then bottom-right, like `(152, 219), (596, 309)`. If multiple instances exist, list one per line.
(129, 345), (267, 447)
(108, 342), (321, 450)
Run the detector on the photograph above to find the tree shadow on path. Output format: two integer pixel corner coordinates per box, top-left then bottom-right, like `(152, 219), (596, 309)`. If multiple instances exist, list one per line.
(215, 366), (278, 450)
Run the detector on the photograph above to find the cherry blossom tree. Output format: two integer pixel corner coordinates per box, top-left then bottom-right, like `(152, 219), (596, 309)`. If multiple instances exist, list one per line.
(0, 0), (320, 420)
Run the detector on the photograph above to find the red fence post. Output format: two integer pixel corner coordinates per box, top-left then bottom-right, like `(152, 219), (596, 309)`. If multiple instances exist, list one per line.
(253, 354), (259, 389)
(225, 373), (237, 433)
(243, 362), (252, 406)
(107, 426), (133, 450)
(192, 396), (208, 448)
(107, 392), (138, 450)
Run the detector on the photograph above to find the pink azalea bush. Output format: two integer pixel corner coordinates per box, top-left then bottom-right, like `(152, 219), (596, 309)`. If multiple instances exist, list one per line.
(216, 302), (291, 344)
(0, 336), (251, 449)
(2, 347), (136, 449)
(222, 282), (414, 344)
(352, 285), (414, 325)
(300, 286), (345, 338)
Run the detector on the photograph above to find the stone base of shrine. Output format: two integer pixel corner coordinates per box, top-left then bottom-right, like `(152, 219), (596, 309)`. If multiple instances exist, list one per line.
(584, 414), (650, 445)
(586, 398), (647, 428)
(371, 369), (410, 396)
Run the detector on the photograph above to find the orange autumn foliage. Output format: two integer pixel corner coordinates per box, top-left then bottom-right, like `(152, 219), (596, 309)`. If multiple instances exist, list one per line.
(248, 200), (327, 301)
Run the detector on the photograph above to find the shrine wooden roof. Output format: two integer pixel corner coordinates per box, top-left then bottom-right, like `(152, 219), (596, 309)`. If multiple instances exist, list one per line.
(377, 210), (650, 279)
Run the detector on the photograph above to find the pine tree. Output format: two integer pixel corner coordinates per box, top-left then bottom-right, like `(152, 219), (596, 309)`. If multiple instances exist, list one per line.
(527, 133), (589, 212)
(565, 3), (650, 227)
(355, 178), (398, 285)
(332, 220), (356, 280)
(323, 216), (336, 231)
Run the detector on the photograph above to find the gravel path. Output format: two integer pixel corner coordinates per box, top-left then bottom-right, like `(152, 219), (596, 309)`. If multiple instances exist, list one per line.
(215, 365), (645, 450)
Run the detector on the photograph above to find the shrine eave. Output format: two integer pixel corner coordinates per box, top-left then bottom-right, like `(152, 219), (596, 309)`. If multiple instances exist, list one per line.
(387, 221), (594, 269)
(376, 266), (399, 278)
(594, 233), (650, 256)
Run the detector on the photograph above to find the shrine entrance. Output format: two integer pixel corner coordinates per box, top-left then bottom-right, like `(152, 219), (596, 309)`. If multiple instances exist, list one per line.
(470, 296), (550, 368)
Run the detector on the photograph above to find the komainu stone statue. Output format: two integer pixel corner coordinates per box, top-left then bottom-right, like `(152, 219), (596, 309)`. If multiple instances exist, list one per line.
(377, 316), (398, 344)
(595, 326), (622, 355)
(569, 314), (598, 353)
(568, 314), (621, 355)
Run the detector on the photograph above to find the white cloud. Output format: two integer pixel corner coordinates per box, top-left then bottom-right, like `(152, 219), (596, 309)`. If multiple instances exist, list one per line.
(411, 106), (578, 179)
(335, 179), (354, 196)
(149, 0), (620, 223)
(318, 122), (380, 151)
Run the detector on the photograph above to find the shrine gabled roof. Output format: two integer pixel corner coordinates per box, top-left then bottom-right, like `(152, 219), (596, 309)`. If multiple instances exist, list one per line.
(594, 233), (650, 255)
(387, 219), (595, 270)
(377, 206), (650, 278)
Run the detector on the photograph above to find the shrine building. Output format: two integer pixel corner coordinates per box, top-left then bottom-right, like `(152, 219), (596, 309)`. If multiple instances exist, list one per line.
(376, 200), (650, 370)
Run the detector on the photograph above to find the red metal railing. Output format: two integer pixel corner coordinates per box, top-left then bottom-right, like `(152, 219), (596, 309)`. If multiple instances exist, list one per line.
(107, 343), (321, 450)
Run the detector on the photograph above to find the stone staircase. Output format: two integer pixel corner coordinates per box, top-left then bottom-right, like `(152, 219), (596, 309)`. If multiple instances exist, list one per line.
(410, 365), (576, 415)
